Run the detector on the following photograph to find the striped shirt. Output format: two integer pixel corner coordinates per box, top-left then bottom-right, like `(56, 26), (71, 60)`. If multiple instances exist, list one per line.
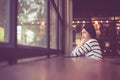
(71, 39), (102, 60)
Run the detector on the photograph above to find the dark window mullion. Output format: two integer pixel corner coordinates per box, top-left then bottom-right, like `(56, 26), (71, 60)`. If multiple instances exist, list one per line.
(9, 0), (18, 48)
(60, 0), (65, 54)
(47, 0), (50, 49)
(57, 0), (59, 50)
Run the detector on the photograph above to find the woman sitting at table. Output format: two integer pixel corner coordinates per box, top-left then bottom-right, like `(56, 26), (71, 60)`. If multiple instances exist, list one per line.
(71, 24), (103, 60)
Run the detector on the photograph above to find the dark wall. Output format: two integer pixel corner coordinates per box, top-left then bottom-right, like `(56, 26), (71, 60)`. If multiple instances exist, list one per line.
(73, 0), (120, 18)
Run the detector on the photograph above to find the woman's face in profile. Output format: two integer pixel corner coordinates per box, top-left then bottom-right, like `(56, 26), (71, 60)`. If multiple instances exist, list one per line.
(81, 28), (91, 40)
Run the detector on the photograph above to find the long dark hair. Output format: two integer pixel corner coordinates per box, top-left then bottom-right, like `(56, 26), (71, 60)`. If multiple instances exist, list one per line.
(83, 24), (97, 39)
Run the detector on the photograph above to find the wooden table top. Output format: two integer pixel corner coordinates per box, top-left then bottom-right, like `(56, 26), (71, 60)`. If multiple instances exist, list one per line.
(0, 56), (120, 80)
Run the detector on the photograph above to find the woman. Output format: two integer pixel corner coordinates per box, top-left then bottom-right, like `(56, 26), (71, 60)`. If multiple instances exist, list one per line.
(71, 24), (103, 60)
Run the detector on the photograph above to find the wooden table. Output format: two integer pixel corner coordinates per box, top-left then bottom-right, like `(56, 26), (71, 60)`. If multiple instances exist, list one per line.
(0, 56), (120, 80)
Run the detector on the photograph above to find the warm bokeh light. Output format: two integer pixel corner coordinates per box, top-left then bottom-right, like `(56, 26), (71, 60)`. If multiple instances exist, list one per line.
(105, 42), (110, 47)
(93, 21), (101, 38)
(100, 21), (103, 23)
(72, 21), (75, 23)
(82, 21), (85, 23)
(77, 21), (80, 23)
(117, 26), (120, 30)
(72, 24), (77, 28)
(106, 20), (109, 23)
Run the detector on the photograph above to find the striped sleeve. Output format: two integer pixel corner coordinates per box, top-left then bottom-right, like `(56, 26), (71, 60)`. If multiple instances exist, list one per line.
(86, 51), (103, 60)
(71, 42), (92, 57)
(86, 39), (102, 59)
(86, 39), (101, 53)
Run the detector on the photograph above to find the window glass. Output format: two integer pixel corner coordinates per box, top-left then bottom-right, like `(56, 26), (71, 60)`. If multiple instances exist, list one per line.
(50, 2), (57, 49)
(18, 0), (47, 47)
(0, 0), (9, 42)
(59, 0), (62, 17)
(59, 21), (62, 50)
(54, 0), (58, 6)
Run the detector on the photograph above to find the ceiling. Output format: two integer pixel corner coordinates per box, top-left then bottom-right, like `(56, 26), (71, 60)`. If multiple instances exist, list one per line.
(73, 0), (120, 19)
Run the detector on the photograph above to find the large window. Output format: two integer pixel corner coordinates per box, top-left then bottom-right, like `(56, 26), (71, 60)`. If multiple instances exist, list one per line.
(50, 1), (58, 49)
(0, 0), (65, 64)
(17, 0), (47, 47)
(0, 0), (9, 42)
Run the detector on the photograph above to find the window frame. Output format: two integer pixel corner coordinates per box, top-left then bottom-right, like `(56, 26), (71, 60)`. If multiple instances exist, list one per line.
(0, 0), (65, 64)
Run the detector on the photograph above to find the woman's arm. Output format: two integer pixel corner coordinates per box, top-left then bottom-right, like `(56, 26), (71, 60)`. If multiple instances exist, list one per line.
(71, 39), (92, 57)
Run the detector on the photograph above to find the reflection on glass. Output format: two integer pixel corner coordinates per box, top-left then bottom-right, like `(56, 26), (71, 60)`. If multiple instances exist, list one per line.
(0, 0), (8, 42)
(59, 0), (62, 18)
(17, 0), (47, 47)
(93, 21), (101, 38)
(50, 2), (57, 49)
(0, 27), (4, 41)
(54, 0), (58, 6)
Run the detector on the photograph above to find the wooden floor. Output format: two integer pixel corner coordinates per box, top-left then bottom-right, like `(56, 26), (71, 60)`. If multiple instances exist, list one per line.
(0, 56), (120, 80)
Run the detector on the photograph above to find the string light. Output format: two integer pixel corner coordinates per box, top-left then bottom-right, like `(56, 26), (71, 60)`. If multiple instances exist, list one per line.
(77, 21), (80, 23)
(100, 21), (103, 23)
(72, 21), (75, 23)
(82, 21), (85, 23)
(106, 20), (109, 23)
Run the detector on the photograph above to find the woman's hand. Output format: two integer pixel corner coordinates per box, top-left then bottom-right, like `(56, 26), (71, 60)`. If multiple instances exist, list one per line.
(76, 37), (89, 48)
(75, 39), (85, 48)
